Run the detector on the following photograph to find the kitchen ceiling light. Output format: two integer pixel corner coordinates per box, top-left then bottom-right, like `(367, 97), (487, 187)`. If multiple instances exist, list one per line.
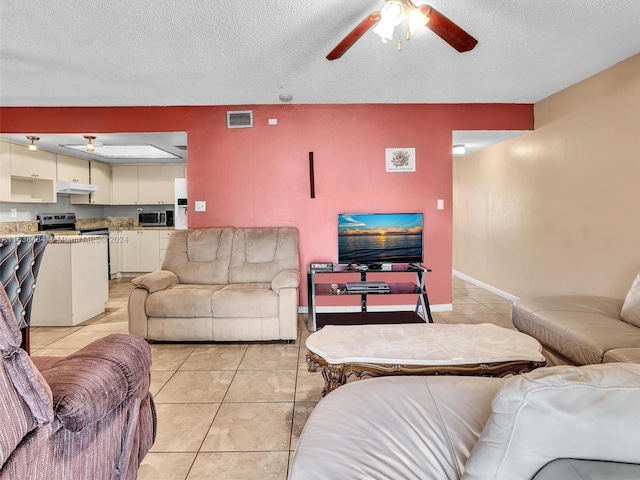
(84, 135), (96, 152)
(61, 143), (181, 159)
(452, 144), (466, 155)
(26, 135), (40, 151)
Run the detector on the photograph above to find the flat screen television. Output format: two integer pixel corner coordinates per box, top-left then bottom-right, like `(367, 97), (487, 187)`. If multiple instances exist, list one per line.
(338, 213), (423, 265)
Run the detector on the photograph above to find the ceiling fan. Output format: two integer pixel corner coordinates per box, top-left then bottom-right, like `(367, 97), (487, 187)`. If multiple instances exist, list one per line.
(327, 0), (478, 60)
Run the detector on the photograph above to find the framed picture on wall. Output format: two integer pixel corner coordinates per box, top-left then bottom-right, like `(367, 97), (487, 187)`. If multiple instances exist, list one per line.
(385, 148), (416, 172)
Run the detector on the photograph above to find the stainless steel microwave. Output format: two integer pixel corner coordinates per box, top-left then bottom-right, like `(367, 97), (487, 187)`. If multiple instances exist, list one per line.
(138, 210), (174, 227)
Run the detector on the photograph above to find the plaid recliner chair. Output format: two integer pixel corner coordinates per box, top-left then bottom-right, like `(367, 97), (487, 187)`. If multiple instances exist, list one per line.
(0, 282), (156, 479)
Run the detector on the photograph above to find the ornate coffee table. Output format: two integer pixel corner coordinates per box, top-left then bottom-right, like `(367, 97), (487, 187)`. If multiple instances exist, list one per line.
(306, 323), (546, 396)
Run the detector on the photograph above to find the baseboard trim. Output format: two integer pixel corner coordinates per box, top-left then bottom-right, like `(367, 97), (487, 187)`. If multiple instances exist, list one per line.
(452, 270), (519, 302)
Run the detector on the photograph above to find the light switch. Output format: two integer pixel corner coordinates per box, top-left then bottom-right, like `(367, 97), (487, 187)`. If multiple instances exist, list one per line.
(436, 199), (444, 210)
(195, 201), (206, 212)
(11, 209), (17, 218)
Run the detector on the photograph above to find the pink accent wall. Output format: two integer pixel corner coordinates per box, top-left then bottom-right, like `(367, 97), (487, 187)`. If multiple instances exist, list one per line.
(1, 104), (533, 306)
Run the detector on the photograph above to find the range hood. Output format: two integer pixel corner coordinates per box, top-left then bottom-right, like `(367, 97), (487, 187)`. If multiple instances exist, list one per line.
(56, 180), (99, 195)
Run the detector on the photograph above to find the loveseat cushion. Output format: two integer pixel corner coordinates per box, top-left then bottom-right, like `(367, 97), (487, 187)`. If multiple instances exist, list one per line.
(462, 364), (640, 480)
(621, 273), (640, 328)
(229, 228), (299, 283)
(603, 347), (640, 364)
(512, 296), (640, 364)
(211, 283), (279, 318)
(37, 334), (152, 432)
(161, 228), (235, 285)
(145, 284), (225, 318)
(290, 375), (503, 480)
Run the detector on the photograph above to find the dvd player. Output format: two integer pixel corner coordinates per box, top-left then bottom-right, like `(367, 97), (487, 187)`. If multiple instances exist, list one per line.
(344, 281), (391, 293)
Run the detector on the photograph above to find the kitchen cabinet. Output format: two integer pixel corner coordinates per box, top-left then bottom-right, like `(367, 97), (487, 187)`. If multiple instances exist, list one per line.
(71, 160), (112, 205)
(138, 165), (185, 204)
(158, 230), (174, 267)
(109, 231), (122, 278)
(57, 154), (90, 184)
(10, 143), (56, 180)
(111, 165), (139, 205)
(31, 239), (109, 326)
(1, 141), (56, 203)
(119, 229), (161, 273)
(111, 164), (186, 205)
(0, 141), (10, 202)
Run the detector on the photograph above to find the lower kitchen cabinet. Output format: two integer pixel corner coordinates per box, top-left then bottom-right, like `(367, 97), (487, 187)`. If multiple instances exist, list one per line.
(31, 240), (109, 326)
(109, 231), (122, 278)
(119, 229), (161, 274)
(158, 230), (174, 267)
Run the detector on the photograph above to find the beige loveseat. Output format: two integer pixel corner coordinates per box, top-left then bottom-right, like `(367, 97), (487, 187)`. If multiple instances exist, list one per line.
(512, 273), (640, 366)
(128, 227), (300, 342)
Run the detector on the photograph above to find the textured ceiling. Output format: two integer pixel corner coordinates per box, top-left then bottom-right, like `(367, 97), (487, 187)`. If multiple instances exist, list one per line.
(1, 0), (639, 107)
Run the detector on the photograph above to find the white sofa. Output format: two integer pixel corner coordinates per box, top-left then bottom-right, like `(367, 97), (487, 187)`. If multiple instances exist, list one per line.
(128, 227), (300, 342)
(290, 363), (640, 479)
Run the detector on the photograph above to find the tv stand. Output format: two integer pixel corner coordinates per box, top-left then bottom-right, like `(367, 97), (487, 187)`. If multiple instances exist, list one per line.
(307, 263), (434, 332)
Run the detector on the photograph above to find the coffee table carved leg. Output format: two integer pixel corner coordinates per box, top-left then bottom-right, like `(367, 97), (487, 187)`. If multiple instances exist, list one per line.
(307, 352), (347, 396)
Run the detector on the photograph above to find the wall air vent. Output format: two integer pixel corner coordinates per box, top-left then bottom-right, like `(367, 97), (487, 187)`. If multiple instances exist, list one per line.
(226, 110), (253, 129)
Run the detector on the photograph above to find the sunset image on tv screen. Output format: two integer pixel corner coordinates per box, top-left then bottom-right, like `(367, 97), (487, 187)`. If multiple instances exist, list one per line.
(338, 213), (423, 264)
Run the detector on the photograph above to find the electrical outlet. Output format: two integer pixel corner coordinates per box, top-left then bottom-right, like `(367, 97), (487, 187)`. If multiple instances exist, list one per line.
(195, 201), (206, 212)
(11, 209), (17, 218)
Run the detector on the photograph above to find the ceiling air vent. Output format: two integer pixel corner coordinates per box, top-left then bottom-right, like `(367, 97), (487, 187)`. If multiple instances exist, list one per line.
(226, 110), (253, 129)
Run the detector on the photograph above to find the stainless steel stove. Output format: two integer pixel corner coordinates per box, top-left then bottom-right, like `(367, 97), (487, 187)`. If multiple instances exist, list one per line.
(37, 213), (77, 231)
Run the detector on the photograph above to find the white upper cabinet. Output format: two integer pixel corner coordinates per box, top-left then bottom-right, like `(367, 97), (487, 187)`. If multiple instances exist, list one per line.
(112, 164), (185, 205)
(57, 154), (90, 184)
(1, 141), (56, 203)
(10, 143), (56, 180)
(111, 165), (140, 205)
(138, 165), (186, 205)
(70, 160), (112, 205)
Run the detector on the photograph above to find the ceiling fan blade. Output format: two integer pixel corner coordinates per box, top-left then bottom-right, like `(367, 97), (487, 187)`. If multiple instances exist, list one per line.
(327, 12), (381, 60)
(419, 5), (477, 53)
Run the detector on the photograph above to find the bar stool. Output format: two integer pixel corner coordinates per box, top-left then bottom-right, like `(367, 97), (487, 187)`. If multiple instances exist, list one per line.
(0, 234), (53, 353)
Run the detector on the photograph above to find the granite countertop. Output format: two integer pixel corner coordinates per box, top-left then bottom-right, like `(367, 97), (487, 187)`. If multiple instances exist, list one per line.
(1, 217), (177, 236)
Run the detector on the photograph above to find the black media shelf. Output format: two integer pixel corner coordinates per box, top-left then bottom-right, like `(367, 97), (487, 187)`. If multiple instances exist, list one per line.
(316, 311), (426, 329)
(307, 263), (433, 331)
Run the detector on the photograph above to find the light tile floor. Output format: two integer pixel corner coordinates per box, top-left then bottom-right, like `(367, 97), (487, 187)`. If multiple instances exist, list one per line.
(30, 277), (516, 480)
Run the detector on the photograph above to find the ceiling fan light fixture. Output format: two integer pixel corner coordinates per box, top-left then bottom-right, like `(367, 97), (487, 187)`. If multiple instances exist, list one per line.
(26, 135), (40, 151)
(84, 135), (96, 152)
(373, 1), (405, 43)
(407, 7), (429, 35)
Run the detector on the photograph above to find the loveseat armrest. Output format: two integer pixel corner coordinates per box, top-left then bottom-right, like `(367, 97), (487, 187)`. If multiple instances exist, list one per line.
(271, 269), (300, 293)
(132, 270), (179, 293)
(37, 334), (152, 432)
